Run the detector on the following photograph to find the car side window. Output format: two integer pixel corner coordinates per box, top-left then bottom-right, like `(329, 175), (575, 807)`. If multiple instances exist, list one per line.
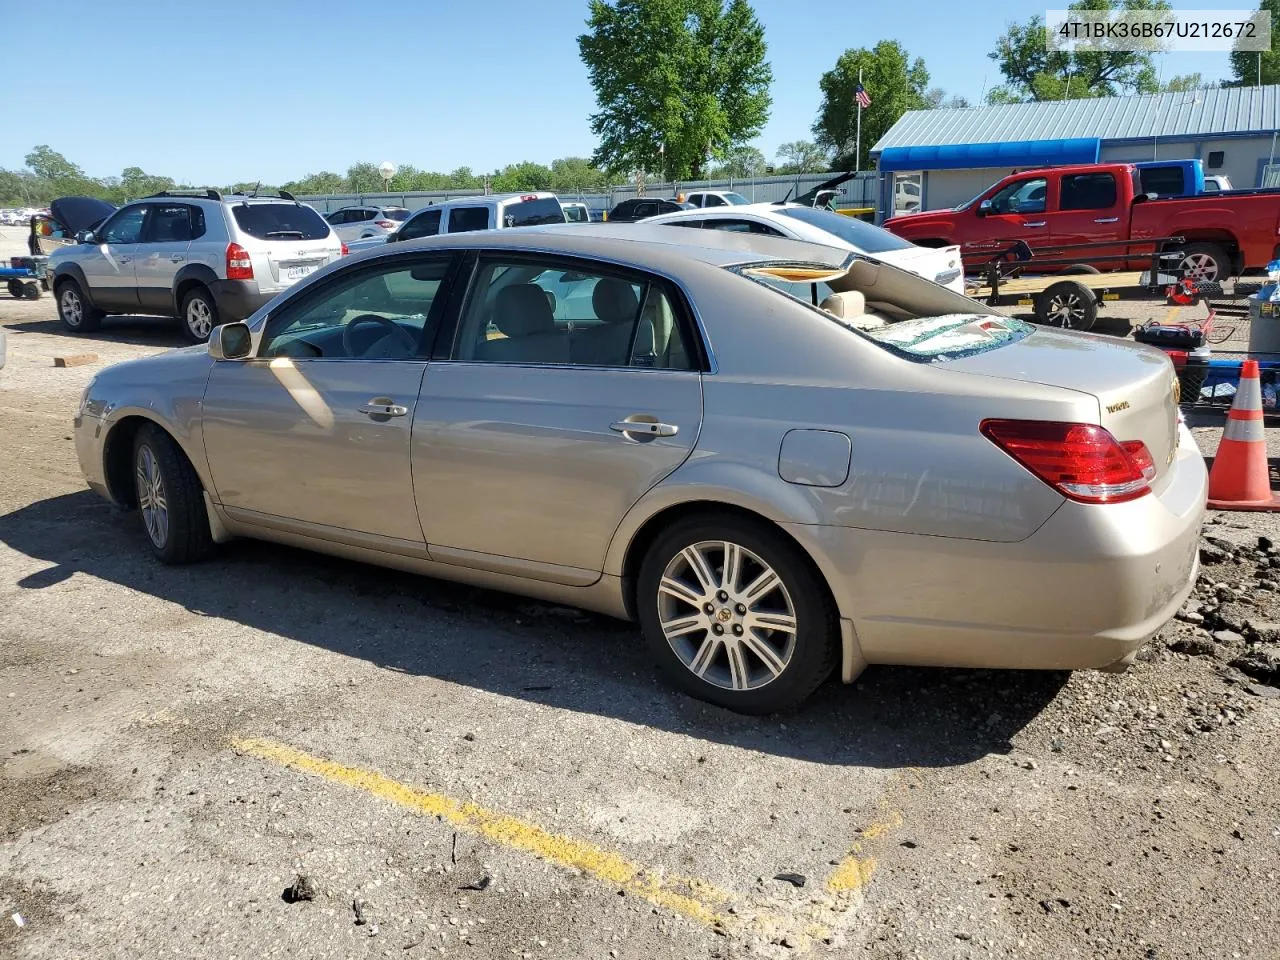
(399, 208), (441, 240)
(704, 218), (783, 236)
(99, 206), (148, 244)
(327, 211), (347, 224)
(668, 219), (706, 229)
(704, 195), (727, 207)
(447, 207), (490, 233)
(258, 257), (454, 360)
(451, 258), (696, 371)
(987, 177), (1047, 215)
(1060, 173), (1117, 211)
(144, 204), (194, 243)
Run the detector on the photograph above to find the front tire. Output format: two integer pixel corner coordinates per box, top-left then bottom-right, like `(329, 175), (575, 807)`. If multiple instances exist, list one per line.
(637, 515), (837, 714)
(56, 279), (104, 332)
(132, 424), (215, 564)
(180, 287), (219, 343)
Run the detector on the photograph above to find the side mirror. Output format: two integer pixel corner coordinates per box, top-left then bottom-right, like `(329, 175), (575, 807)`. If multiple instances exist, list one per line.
(76, 230), (95, 244)
(385, 232), (399, 243)
(977, 200), (993, 217)
(208, 321), (253, 360)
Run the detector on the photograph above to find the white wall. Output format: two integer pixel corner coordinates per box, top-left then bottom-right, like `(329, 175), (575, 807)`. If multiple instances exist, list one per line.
(923, 168), (1017, 210)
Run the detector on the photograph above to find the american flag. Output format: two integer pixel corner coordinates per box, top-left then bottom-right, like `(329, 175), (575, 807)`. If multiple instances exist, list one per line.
(854, 82), (871, 110)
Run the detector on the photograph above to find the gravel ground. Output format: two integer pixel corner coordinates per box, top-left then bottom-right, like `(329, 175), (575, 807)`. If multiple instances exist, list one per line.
(1, 225), (1278, 959)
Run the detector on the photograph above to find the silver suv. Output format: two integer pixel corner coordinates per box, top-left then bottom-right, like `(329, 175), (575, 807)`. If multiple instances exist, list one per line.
(47, 190), (344, 343)
(325, 205), (410, 242)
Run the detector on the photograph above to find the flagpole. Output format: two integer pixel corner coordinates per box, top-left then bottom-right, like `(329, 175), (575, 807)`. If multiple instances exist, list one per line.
(855, 66), (863, 174)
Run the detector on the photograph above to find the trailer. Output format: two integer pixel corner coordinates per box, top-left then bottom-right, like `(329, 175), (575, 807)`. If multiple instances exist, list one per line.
(1, 256), (49, 300)
(965, 237), (1187, 331)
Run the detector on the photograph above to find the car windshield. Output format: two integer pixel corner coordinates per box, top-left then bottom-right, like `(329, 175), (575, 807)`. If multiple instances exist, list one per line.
(233, 202), (330, 240)
(501, 197), (567, 227)
(736, 261), (1033, 362)
(776, 207), (914, 253)
(722, 192), (750, 205)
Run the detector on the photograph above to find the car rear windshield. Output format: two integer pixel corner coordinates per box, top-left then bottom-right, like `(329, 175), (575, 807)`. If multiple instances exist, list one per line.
(777, 207), (914, 253)
(501, 197), (567, 227)
(385, 208), (411, 221)
(232, 202), (330, 241)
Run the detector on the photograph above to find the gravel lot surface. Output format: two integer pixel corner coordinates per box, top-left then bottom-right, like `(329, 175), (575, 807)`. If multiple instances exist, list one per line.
(1, 223), (1277, 959)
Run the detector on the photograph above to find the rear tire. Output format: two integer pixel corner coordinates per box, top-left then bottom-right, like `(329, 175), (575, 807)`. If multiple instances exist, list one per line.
(637, 515), (837, 714)
(1061, 264), (1100, 275)
(1035, 280), (1097, 331)
(132, 423), (215, 564)
(1177, 243), (1231, 284)
(56, 278), (103, 332)
(180, 287), (218, 344)
(22, 281), (40, 300)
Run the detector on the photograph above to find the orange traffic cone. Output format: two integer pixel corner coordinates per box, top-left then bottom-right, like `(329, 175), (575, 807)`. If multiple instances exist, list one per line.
(1206, 359), (1280, 511)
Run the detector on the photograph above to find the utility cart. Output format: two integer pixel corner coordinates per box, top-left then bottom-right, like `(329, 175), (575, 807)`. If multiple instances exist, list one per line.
(1, 255), (49, 300)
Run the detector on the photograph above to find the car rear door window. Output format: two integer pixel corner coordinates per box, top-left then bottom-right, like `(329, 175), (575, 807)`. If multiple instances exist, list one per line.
(399, 208), (442, 240)
(447, 207), (491, 233)
(703, 195), (727, 207)
(452, 258), (696, 370)
(144, 204), (194, 243)
(232, 203), (330, 240)
(704, 218), (785, 236)
(1060, 173), (1117, 210)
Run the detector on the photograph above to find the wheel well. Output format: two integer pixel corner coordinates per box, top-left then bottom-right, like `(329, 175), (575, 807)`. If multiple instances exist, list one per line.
(174, 277), (209, 313)
(619, 500), (840, 622)
(102, 417), (203, 508)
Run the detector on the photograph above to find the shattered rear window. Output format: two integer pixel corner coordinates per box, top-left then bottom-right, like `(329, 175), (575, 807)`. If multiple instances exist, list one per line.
(865, 314), (1034, 361)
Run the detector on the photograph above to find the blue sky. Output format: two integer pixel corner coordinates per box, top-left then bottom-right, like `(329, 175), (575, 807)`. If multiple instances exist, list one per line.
(1, 0), (1248, 184)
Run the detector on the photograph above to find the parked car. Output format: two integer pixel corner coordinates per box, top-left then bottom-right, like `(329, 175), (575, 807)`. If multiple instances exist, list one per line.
(325, 205), (410, 242)
(683, 190), (751, 208)
(1203, 175), (1233, 193)
(605, 197), (689, 222)
(30, 196), (116, 256)
(885, 162), (1280, 281)
(72, 223), (1204, 713)
(561, 201), (592, 223)
(643, 202), (964, 293)
(345, 193), (567, 254)
(47, 189), (344, 343)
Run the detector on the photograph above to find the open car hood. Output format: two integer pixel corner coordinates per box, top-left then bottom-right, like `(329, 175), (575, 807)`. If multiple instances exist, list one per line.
(49, 196), (116, 233)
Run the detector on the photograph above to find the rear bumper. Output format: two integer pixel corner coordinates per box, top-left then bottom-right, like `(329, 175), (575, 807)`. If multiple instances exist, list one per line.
(785, 422), (1207, 674)
(208, 280), (271, 322)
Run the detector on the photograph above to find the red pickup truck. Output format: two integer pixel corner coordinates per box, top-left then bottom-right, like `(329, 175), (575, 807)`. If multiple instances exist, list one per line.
(883, 163), (1280, 282)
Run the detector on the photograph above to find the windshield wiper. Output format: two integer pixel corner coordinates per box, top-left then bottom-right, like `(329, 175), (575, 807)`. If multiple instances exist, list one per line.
(265, 230), (305, 238)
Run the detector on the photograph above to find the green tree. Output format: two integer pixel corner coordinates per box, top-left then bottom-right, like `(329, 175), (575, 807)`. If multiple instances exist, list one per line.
(813, 40), (930, 171)
(549, 156), (610, 194)
(987, 0), (1172, 103)
(712, 144), (766, 178)
(490, 161), (554, 193)
(578, 0), (773, 180)
(282, 171), (347, 195)
(24, 145), (84, 183)
(1228, 1), (1280, 85)
(925, 88), (970, 108)
(774, 140), (832, 174)
(346, 162), (384, 193)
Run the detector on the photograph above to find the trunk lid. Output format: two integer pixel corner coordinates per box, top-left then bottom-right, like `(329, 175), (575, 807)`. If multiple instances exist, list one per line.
(946, 329), (1180, 479)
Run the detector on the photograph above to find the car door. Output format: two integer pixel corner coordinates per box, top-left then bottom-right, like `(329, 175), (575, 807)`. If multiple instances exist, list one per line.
(965, 175), (1051, 260)
(1045, 171), (1127, 266)
(200, 253), (461, 549)
(411, 252), (704, 584)
(395, 208), (441, 242)
(132, 203), (198, 312)
(79, 204), (148, 311)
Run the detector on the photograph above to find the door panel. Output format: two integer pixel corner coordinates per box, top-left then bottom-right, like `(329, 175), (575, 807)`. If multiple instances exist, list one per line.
(1045, 171), (1127, 266)
(961, 176), (1051, 264)
(81, 205), (147, 310)
(202, 359), (429, 545)
(412, 364), (702, 578)
(134, 203), (195, 312)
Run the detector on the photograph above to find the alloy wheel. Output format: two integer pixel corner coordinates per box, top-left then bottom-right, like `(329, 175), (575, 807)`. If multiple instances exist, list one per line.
(1180, 252), (1218, 282)
(60, 288), (83, 328)
(135, 444), (169, 549)
(656, 540), (797, 691)
(1045, 290), (1087, 328)
(186, 298), (213, 339)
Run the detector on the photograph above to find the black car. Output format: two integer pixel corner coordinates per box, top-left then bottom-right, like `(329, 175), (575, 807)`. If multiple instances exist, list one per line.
(605, 198), (691, 222)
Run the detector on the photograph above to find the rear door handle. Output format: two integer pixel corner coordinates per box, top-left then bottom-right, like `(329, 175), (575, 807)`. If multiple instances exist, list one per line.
(1021, 221), (1047, 228)
(1093, 217), (1119, 224)
(359, 402), (408, 418)
(611, 419), (678, 438)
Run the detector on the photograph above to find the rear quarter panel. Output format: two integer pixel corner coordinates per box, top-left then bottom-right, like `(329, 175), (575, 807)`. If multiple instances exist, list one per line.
(1131, 194), (1280, 268)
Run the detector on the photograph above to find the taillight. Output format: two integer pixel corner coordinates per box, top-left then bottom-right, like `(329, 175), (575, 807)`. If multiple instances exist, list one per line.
(341, 241), (349, 256)
(226, 242), (254, 281)
(374, 219), (395, 228)
(980, 419), (1153, 504)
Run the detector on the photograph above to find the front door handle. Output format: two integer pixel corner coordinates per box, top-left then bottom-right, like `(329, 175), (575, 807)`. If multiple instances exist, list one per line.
(611, 419), (678, 438)
(1021, 221), (1047, 228)
(359, 401), (408, 418)
(169, 254), (185, 262)
(117, 256), (132, 263)
(1093, 217), (1119, 224)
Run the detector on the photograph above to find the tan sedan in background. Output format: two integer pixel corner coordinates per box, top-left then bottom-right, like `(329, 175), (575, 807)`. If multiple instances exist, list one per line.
(72, 225), (1206, 713)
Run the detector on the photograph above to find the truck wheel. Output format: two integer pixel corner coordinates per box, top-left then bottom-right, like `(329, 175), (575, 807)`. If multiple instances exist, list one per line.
(1061, 264), (1100, 275)
(1036, 280), (1097, 331)
(1178, 243), (1230, 283)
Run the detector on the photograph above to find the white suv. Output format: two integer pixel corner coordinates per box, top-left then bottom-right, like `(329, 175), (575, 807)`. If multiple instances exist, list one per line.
(47, 190), (344, 342)
(325, 205), (410, 242)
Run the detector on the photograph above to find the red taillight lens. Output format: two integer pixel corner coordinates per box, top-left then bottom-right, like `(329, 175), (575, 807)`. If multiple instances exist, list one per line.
(340, 241), (349, 256)
(980, 419), (1153, 504)
(374, 219), (395, 228)
(226, 242), (254, 281)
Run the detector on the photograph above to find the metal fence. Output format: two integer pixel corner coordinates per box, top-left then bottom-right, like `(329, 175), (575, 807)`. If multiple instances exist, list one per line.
(294, 171), (881, 216)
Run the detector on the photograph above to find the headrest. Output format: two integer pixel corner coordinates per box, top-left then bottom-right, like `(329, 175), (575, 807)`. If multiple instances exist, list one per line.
(819, 290), (866, 319)
(592, 277), (640, 324)
(494, 284), (556, 338)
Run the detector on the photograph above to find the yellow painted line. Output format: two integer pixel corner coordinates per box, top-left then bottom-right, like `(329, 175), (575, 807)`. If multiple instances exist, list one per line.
(233, 737), (733, 930)
(824, 801), (904, 894)
(1165, 304), (1183, 323)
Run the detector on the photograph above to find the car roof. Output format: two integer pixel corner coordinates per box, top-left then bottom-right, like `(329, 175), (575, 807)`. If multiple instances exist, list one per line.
(369, 221), (851, 272)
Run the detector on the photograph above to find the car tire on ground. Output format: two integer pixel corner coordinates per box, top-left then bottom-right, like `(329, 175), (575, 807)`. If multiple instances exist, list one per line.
(55, 278), (104, 333)
(180, 287), (219, 344)
(22, 281), (40, 300)
(1177, 242), (1231, 283)
(1035, 280), (1097, 331)
(132, 423), (215, 565)
(636, 514), (838, 714)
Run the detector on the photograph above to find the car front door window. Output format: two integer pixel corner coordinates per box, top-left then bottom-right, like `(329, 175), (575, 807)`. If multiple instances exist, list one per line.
(100, 206), (147, 244)
(989, 178), (1047, 215)
(399, 209), (441, 240)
